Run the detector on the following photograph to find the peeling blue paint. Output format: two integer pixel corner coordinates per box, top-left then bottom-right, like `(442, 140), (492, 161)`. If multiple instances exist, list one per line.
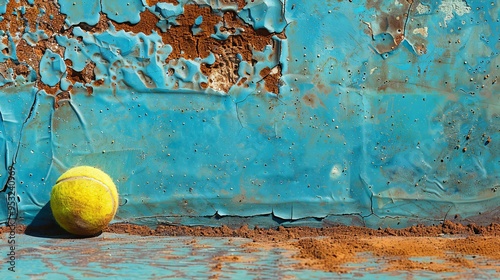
(0, 0), (8, 15)
(0, 33), (15, 64)
(101, 0), (145, 24)
(58, 0), (101, 26)
(154, 2), (183, 19)
(22, 29), (49, 47)
(40, 50), (66, 87)
(239, 0), (288, 33)
(0, 0), (499, 229)
(193, 0), (239, 12)
(192, 15), (203, 35)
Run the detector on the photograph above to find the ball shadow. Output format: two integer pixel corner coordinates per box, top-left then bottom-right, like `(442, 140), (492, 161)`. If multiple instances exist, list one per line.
(24, 201), (102, 239)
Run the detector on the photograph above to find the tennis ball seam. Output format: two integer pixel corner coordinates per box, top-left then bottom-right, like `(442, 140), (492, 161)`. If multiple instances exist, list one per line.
(56, 176), (117, 213)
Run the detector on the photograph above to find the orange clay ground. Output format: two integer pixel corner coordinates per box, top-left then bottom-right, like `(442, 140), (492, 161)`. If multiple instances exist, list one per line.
(111, 222), (500, 273)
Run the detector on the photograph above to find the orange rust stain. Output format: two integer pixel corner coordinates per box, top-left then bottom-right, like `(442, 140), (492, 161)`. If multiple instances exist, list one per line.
(66, 62), (96, 85)
(146, 0), (179, 6)
(260, 67), (271, 78)
(262, 66), (282, 95)
(37, 82), (59, 96)
(302, 93), (321, 108)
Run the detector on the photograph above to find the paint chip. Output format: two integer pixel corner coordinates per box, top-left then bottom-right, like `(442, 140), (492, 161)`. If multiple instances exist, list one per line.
(412, 27), (428, 38)
(439, 0), (471, 27)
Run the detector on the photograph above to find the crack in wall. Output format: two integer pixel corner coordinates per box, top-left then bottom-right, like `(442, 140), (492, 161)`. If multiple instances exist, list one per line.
(402, 0), (414, 41)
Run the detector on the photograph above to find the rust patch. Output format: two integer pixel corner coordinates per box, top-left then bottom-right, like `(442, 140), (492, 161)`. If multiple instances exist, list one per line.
(13, 63), (30, 77)
(110, 10), (159, 35)
(373, 14), (407, 53)
(0, 0), (24, 35)
(55, 91), (71, 102)
(76, 14), (113, 34)
(36, 1), (68, 38)
(146, 0), (179, 6)
(261, 66), (281, 95)
(412, 43), (427, 54)
(237, 77), (248, 87)
(236, 0), (247, 10)
(16, 40), (42, 74)
(260, 67), (271, 79)
(377, 80), (407, 92)
(365, 0), (381, 10)
(93, 79), (105, 87)
(86, 85), (94, 95)
(66, 62), (97, 85)
(37, 81), (59, 96)
(302, 93), (322, 108)
(365, 0), (415, 54)
(0, 60), (30, 88)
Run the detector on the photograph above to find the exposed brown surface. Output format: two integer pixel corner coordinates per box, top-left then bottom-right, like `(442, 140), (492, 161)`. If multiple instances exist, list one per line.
(146, 0), (179, 6)
(365, 0), (414, 54)
(260, 66), (281, 94)
(0, 0), (27, 35)
(66, 61), (97, 86)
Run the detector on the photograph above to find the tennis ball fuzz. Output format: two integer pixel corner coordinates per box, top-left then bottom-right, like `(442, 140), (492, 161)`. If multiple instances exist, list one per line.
(50, 166), (119, 236)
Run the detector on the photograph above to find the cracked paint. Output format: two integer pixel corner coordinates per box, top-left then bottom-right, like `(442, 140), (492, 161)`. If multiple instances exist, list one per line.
(0, 0), (499, 229)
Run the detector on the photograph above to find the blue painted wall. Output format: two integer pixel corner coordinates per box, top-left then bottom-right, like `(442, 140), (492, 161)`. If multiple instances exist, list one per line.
(0, 0), (498, 228)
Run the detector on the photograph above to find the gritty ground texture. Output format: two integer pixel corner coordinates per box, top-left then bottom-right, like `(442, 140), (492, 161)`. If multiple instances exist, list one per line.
(3, 221), (499, 274)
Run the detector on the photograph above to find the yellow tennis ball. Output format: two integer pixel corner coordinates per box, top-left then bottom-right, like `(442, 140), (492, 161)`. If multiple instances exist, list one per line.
(50, 166), (119, 236)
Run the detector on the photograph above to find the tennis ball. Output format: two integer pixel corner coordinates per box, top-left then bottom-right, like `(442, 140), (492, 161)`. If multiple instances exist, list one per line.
(50, 166), (119, 236)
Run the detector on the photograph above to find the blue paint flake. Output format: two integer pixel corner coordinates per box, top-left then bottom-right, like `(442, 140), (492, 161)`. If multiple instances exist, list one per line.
(58, 0), (101, 26)
(101, 0), (145, 24)
(0, 0), (8, 15)
(155, 2), (184, 19)
(22, 29), (49, 46)
(40, 49), (66, 87)
(239, 0), (288, 33)
(192, 15), (203, 35)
